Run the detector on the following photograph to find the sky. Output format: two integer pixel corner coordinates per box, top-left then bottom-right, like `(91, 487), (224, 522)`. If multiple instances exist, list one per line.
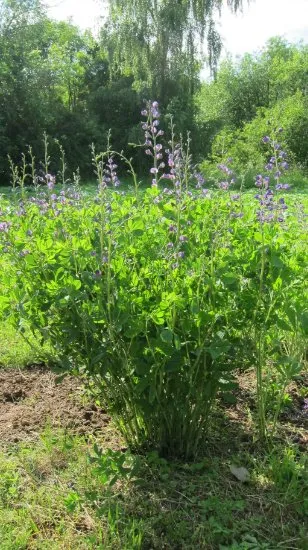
(45, 0), (308, 57)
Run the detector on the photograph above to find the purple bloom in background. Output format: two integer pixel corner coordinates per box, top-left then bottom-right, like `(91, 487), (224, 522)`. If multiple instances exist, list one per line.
(179, 235), (188, 242)
(169, 224), (176, 232)
(219, 181), (229, 190)
(167, 242), (174, 249)
(0, 221), (10, 232)
(262, 136), (271, 143)
(231, 194), (240, 201)
(20, 249), (30, 257)
(94, 270), (102, 279)
(303, 398), (308, 411)
(276, 183), (291, 190)
(177, 251), (185, 259)
(150, 167), (158, 174)
(46, 174), (56, 189)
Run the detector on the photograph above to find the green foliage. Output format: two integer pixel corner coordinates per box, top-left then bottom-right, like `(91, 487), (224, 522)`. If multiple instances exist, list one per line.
(0, 0), (143, 184)
(0, 121), (306, 455)
(196, 38), (308, 178)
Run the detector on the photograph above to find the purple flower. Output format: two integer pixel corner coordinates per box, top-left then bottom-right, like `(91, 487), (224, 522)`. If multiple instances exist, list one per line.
(262, 136), (271, 143)
(94, 270), (102, 279)
(276, 183), (291, 190)
(0, 222), (11, 232)
(179, 235), (188, 242)
(167, 242), (174, 249)
(20, 249), (30, 257)
(150, 167), (158, 174)
(177, 251), (185, 259)
(219, 182), (229, 190)
(169, 224), (176, 232)
(141, 109), (148, 116)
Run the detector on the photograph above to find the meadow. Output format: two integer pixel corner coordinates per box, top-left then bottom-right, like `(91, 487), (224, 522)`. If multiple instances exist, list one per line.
(0, 103), (307, 549)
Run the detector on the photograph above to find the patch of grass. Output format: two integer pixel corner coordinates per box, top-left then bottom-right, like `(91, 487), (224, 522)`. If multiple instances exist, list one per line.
(0, 323), (39, 369)
(0, 416), (306, 550)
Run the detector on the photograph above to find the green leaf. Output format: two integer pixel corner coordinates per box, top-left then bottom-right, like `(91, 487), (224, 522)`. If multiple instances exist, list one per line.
(160, 328), (173, 344)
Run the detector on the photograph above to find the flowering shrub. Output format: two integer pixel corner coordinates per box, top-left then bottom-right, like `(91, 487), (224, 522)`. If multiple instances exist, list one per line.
(0, 103), (306, 456)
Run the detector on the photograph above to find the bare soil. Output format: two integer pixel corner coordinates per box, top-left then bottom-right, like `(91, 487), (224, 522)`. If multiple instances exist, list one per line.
(0, 366), (306, 451)
(0, 367), (110, 445)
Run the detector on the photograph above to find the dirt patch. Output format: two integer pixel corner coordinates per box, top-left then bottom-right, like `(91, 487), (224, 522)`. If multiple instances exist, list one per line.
(0, 367), (110, 445)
